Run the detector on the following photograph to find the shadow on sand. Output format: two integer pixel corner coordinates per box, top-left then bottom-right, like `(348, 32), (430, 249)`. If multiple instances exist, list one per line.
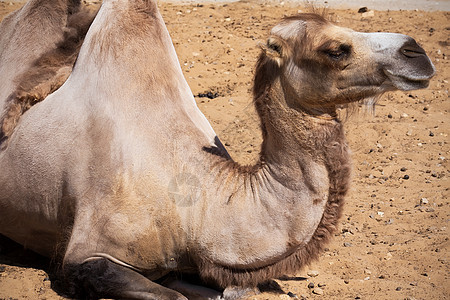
(0, 234), (69, 297)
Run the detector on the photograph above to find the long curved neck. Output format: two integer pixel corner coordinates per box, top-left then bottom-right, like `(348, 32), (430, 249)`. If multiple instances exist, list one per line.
(195, 64), (351, 287)
(258, 77), (344, 188)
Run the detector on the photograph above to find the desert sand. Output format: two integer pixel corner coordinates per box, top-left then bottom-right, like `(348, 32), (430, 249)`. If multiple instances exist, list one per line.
(0, 1), (448, 299)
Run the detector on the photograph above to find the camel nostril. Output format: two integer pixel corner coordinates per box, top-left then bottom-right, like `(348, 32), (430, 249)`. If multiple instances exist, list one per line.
(400, 41), (426, 58)
(402, 48), (425, 58)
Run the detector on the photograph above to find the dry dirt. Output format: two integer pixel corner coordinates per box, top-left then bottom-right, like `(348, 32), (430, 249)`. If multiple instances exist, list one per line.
(0, 1), (449, 299)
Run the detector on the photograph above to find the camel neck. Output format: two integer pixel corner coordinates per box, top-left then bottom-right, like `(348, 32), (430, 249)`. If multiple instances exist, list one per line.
(193, 77), (351, 287)
(257, 77), (345, 187)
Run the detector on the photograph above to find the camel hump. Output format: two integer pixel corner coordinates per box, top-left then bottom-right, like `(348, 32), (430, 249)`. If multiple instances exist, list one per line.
(0, 4), (97, 147)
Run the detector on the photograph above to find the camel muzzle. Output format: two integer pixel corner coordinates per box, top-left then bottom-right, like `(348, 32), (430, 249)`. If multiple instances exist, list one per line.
(369, 34), (436, 91)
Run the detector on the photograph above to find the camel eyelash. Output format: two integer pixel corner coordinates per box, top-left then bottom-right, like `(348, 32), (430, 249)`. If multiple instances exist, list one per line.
(322, 44), (351, 60)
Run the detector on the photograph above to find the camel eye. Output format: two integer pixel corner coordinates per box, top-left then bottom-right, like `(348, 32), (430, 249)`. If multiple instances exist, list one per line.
(324, 44), (351, 61)
(326, 50), (345, 60)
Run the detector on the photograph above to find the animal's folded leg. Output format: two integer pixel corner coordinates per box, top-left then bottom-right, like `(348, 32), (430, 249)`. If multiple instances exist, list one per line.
(64, 257), (187, 300)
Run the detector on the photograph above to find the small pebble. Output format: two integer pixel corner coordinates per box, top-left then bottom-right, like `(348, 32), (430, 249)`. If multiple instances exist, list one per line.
(420, 198), (429, 205)
(307, 270), (319, 277)
(387, 114), (393, 118)
(396, 287), (402, 291)
(358, 7), (368, 13)
(307, 282), (314, 289)
(344, 279), (350, 284)
(400, 167), (407, 172)
(403, 175), (410, 180)
(312, 288), (324, 295)
(343, 242), (353, 247)
(361, 10), (375, 17)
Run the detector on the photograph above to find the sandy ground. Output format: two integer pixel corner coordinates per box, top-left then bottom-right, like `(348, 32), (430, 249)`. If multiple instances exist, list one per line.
(0, 1), (449, 299)
(158, 0), (450, 11)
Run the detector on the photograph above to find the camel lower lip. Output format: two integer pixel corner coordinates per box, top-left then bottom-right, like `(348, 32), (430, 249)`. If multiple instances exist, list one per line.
(396, 77), (430, 89)
(384, 70), (433, 82)
(396, 75), (431, 83)
(383, 71), (432, 91)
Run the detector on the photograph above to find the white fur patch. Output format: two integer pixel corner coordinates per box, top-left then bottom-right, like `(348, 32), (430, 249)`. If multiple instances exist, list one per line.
(271, 20), (305, 39)
(356, 32), (409, 52)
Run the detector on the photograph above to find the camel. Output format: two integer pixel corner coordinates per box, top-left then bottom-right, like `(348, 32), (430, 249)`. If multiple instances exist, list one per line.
(0, 0), (435, 299)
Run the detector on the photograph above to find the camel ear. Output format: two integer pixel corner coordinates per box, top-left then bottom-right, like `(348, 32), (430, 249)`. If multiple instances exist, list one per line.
(260, 36), (288, 67)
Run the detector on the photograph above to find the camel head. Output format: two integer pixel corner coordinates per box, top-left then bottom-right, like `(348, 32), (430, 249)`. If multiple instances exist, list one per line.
(255, 13), (436, 112)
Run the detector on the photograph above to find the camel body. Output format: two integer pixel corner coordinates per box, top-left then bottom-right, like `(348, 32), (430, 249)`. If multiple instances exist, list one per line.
(0, 0), (435, 299)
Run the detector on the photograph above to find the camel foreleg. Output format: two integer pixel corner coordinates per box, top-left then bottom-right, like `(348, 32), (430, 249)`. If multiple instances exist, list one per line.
(63, 257), (187, 300)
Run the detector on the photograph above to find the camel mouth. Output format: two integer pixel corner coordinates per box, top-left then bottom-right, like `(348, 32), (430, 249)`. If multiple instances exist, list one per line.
(384, 70), (433, 91)
(335, 77), (389, 103)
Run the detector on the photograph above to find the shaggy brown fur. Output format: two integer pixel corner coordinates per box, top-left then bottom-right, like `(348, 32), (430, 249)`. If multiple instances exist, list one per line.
(0, 5), (97, 145)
